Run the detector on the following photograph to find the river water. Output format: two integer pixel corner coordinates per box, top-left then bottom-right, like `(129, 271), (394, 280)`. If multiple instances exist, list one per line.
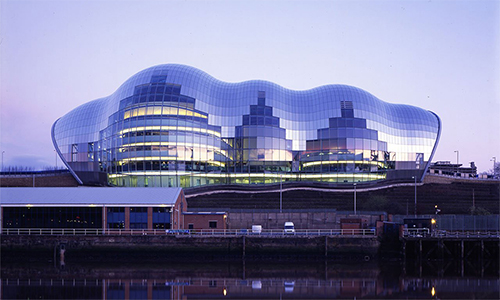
(1, 259), (498, 299)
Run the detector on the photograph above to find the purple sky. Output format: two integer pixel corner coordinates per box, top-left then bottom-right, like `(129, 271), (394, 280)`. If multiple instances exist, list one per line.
(1, 0), (499, 172)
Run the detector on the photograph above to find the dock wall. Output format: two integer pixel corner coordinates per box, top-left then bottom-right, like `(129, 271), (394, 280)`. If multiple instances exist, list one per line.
(1, 235), (380, 262)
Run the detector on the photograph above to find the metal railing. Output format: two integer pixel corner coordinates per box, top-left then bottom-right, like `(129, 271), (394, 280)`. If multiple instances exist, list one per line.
(403, 228), (500, 238)
(168, 228), (376, 237)
(1, 228), (376, 237)
(1, 228), (106, 236)
(430, 230), (500, 238)
(403, 228), (431, 237)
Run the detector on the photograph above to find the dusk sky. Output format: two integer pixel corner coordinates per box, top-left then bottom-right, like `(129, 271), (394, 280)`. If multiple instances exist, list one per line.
(1, 0), (499, 172)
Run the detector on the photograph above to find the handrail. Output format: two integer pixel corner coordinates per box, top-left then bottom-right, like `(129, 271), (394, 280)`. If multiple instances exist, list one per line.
(0, 228), (377, 237)
(403, 228), (500, 238)
(3, 228), (498, 237)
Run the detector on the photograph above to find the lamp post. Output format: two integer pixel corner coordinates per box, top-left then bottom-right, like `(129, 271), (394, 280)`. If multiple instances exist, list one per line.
(280, 174), (283, 213)
(353, 183), (357, 215)
(491, 157), (497, 178)
(103, 205), (106, 235)
(1, 151), (4, 171)
(412, 176), (417, 217)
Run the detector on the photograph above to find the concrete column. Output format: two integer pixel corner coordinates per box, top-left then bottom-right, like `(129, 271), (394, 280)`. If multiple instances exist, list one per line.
(147, 282), (153, 300)
(124, 281), (130, 300)
(461, 240), (464, 259)
(147, 207), (153, 230)
(102, 279), (107, 300)
(242, 236), (246, 260)
(102, 207), (107, 233)
(124, 207), (130, 230)
(325, 236), (328, 258)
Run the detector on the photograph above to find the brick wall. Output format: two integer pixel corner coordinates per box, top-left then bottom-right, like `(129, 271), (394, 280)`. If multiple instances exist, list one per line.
(0, 173), (79, 187)
(183, 213), (227, 230)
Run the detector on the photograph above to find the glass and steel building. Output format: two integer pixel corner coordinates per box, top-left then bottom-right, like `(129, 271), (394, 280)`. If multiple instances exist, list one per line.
(52, 64), (441, 188)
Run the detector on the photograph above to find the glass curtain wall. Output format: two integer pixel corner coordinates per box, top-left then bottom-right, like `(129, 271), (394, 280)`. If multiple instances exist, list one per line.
(53, 64), (441, 188)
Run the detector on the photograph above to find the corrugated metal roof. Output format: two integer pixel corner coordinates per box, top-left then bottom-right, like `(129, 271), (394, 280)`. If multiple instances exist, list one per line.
(0, 187), (182, 206)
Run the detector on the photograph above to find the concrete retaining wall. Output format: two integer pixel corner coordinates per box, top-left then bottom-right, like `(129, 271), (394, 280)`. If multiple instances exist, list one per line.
(1, 234), (380, 262)
(227, 212), (383, 230)
(228, 211), (338, 229)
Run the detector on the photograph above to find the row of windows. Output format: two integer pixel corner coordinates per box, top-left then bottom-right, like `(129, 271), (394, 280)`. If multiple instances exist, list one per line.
(108, 147), (395, 163)
(123, 106), (207, 120)
(306, 138), (386, 151)
(134, 82), (181, 96)
(249, 105), (273, 116)
(121, 130), (215, 138)
(109, 139), (387, 161)
(118, 134), (222, 146)
(108, 161), (223, 172)
(2, 207), (172, 229)
(318, 128), (378, 139)
(103, 159), (395, 173)
(242, 115), (280, 126)
(117, 119), (220, 132)
(105, 213), (172, 229)
(107, 173), (390, 188)
(235, 126), (286, 138)
(119, 94), (195, 111)
(3, 207), (102, 228)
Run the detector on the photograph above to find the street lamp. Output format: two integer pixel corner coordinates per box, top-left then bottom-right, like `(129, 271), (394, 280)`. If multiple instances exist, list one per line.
(280, 174), (283, 213)
(412, 176), (417, 217)
(353, 183), (357, 215)
(491, 157), (497, 178)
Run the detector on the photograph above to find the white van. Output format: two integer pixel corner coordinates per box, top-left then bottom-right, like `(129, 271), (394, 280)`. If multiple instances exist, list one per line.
(284, 222), (295, 234)
(252, 225), (262, 234)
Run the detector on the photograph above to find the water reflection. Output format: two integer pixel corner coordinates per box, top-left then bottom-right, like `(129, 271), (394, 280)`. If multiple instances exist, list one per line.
(1, 260), (498, 299)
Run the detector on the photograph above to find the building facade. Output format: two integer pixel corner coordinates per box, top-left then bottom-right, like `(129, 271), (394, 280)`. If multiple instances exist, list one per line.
(52, 64), (441, 188)
(0, 187), (187, 231)
(428, 161), (478, 178)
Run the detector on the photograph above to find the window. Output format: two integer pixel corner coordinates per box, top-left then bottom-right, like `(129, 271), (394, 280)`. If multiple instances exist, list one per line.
(153, 207), (171, 229)
(72, 144), (78, 162)
(107, 207), (125, 229)
(88, 142), (94, 161)
(150, 75), (167, 83)
(209, 221), (217, 229)
(188, 224), (194, 229)
(130, 207), (148, 229)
